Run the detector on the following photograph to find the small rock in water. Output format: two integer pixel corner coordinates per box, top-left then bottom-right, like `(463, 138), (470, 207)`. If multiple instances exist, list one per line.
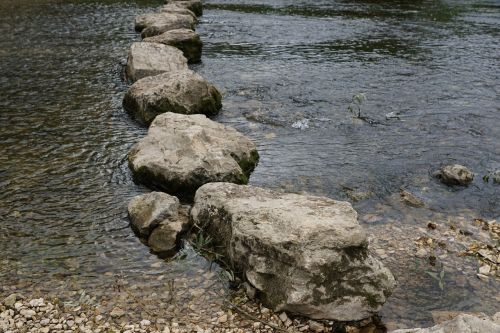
(127, 192), (180, 238)
(400, 189), (424, 207)
(385, 111), (401, 120)
(435, 164), (474, 186)
(3, 294), (18, 308)
(292, 119), (309, 130)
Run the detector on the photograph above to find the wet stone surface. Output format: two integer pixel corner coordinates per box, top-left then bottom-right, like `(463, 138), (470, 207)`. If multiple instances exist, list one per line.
(0, 0), (499, 330)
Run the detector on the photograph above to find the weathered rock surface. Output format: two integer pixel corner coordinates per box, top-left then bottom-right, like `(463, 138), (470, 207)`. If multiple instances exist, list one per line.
(400, 189), (424, 207)
(435, 164), (474, 186)
(160, 3), (197, 20)
(123, 70), (221, 124)
(166, 0), (203, 17)
(135, 12), (196, 38)
(148, 205), (190, 253)
(144, 28), (202, 63)
(390, 314), (500, 333)
(128, 113), (259, 199)
(191, 183), (396, 321)
(127, 192), (190, 254)
(127, 192), (180, 237)
(125, 42), (188, 82)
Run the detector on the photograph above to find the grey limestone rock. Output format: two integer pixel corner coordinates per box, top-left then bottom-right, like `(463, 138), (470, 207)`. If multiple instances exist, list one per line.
(191, 183), (396, 321)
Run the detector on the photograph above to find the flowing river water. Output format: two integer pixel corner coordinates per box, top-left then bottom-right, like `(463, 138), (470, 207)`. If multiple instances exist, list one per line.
(0, 0), (499, 329)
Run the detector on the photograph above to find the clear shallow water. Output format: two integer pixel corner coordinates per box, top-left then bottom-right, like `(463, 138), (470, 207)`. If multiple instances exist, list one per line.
(0, 0), (499, 328)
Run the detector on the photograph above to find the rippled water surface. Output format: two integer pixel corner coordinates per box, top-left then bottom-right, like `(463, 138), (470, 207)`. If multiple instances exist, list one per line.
(0, 0), (499, 328)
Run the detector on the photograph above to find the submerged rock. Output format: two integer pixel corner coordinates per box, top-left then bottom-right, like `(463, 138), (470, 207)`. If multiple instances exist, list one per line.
(400, 189), (424, 208)
(144, 28), (202, 63)
(135, 12), (196, 38)
(166, 0), (203, 17)
(123, 70), (221, 124)
(191, 183), (396, 321)
(128, 113), (259, 199)
(435, 164), (474, 186)
(125, 42), (188, 82)
(390, 314), (500, 333)
(127, 192), (189, 254)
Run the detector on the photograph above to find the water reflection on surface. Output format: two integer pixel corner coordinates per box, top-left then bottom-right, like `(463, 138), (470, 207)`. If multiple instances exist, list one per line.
(0, 0), (499, 328)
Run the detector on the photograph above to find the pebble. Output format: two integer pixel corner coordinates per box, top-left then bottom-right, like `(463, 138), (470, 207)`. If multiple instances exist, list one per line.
(218, 314), (228, 323)
(110, 306), (126, 318)
(477, 273), (489, 282)
(29, 298), (45, 307)
(416, 248), (428, 258)
(478, 265), (491, 275)
(3, 294), (17, 308)
(308, 320), (324, 332)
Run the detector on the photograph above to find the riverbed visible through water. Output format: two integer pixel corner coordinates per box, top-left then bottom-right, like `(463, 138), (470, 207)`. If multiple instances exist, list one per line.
(0, 0), (499, 329)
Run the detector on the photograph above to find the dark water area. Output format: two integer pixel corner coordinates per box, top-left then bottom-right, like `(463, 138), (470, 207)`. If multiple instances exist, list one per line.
(0, 0), (499, 328)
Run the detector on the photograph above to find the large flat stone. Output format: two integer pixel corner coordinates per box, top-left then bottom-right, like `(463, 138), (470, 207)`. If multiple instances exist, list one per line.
(191, 183), (396, 321)
(128, 113), (259, 200)
(123, 70), (221, 124)
(125, 42), (188, 82)
(144, 28), (202, 63)
(135, 12), (196, 38)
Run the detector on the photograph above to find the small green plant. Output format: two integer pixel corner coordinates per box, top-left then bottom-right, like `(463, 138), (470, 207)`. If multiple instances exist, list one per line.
(192, 232), (213, 252)
(347, 92), (367, 119)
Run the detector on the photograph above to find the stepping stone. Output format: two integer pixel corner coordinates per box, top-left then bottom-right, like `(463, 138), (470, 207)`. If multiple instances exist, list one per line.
(125, 42), (187, 82)
(160, 3), (197, 20)
(128, 113), (259, 200)
(123, 70), (221, 124)
(144, 28), (202, 63)
(166, 0), (203, 17)
(135, 12), (196, 38)
(191, 183), (396, 321)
